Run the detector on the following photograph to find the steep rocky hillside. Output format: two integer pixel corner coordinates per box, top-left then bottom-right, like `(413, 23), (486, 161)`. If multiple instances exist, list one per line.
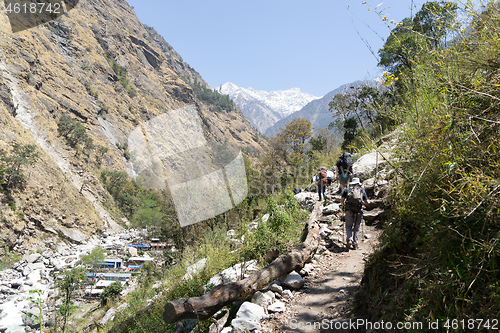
(0, 0), (264, 255)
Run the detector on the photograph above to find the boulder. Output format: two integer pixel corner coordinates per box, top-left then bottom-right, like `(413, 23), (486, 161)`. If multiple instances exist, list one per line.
(56, 227), (88, 245)
(127, 246), (138, 257)
(204, 260), (258, 291)
(353, 151), (391, 181)
(300, 263), (314, 276)
(363, 208), (385, 222)
(183, 258), (208, 281)
(116, 303), (129, 312)
(22, 306), (41, 328)
(268, 301), (286, 313)
(319, 225), (332, 238)
(282, 289), (294, 299)
(231, 302), (267, 332)
(322, 203), (340, 215)
(26, 253), (41, 264)
(251, 291), (275, 308)
(270, 283), (283, 294)
(280, 271), (305, 289)
(100, 308), (116, 326)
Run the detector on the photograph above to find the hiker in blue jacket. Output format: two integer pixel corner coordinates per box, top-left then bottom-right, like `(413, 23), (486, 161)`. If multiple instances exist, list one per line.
(340, 178), (369, 250)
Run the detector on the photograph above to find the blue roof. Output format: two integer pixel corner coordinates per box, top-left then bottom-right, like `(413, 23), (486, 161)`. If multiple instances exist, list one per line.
(128, 243), (151, 248)
(86, 273), (132, 278)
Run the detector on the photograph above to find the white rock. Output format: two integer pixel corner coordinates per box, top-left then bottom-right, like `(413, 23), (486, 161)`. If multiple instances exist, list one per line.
(280, 271), (304, 289)
(270, 283), (283, 294)
(231, 302), (267, 332)
(268, 301), (286, 313)
(116, 303), (129, 312)
(100, 308), (116, 326)
(26, 253), (41, 264)
(294, 192), (313, 203)
(248, 222), (259, 230)
(251, 291), (274, 308)
(204, 260), (258, 291)
(282, 289), (293, 299)
(183, 258), (208, 281)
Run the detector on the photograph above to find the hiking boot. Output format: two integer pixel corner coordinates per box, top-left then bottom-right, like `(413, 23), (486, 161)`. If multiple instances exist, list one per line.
(352, 244), (359, 250)
(346, 240), (351, 249)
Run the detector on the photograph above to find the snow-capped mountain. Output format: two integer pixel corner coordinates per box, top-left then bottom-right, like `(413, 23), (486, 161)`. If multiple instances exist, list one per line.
(265, 79), (384, 136)
(216, 82), (320, 133)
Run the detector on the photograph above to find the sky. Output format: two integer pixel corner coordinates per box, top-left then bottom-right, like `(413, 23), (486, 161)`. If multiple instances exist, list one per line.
(125, 0), (470, 97)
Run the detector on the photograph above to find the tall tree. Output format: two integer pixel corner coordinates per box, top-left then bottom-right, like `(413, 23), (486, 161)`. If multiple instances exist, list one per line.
(278, 118), (313, 156)
(378, 1), (458, 76)
(57, 267), (86, 333)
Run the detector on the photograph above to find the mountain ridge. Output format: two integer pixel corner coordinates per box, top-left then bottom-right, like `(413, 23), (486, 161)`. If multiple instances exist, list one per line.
(216, 82), (319, 133)
(265, 79), (383, 136)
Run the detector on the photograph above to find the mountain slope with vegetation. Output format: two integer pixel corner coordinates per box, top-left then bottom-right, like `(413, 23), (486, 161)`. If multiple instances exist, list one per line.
(0, 0), (265, 256)
(353, 0), (500, 325)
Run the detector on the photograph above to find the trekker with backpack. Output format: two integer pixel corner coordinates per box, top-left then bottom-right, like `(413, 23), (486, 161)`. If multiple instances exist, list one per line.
(340, 178), (369, 250)
(336, 152), (354, 194)
(315, 167), (327, 201)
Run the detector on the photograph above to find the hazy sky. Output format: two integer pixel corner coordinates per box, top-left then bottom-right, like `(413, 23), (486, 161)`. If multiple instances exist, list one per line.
(126, 0), (457, 97)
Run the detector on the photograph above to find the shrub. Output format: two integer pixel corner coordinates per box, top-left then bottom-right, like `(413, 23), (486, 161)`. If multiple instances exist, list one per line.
(57, 115), (94, 150)
(100, 281), (123, 306)
(0, 144), (39, 190)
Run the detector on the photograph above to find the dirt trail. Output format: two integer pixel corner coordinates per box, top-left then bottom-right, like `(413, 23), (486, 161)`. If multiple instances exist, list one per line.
(262, 214), (381, 333)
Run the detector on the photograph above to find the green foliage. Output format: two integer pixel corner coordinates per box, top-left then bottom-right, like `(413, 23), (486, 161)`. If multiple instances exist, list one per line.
(25, 289), (44, 332)
(106, 53), (137, 98)
(356, 1), (500, 325)
(57, 115), (94, 150)
(329, 84), (396, 151)
(378, 1), (458, 77)
(56, 267), (86, 332)
(0, 143), (39, 190)
(244, 192), (308, 263)
(80, 246), (106, 267)
(100, 281), (123, 306)
(0, 247), (21, 270)
(187, 77), (236, 112)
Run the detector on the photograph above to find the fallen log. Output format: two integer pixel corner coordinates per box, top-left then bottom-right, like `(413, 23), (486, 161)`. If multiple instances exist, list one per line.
(163, 202), (322, 323)
(109, 203), (322, 332)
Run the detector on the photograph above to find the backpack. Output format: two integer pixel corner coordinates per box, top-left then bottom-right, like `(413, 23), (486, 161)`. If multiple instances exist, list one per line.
(341, 153), (354, 171)
(345, 186), (363, 212)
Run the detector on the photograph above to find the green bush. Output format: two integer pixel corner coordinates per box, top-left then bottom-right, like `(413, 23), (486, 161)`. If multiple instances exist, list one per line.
(106, 53), (137, 98)
(57, 115), (94, 150)
(244, 192), (308, 263)
(0, 143), (39, 190)
(100, 281), (123, 306)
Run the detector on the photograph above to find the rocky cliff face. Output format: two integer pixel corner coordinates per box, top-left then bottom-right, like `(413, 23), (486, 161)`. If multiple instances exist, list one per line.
(0, 0), (264, 255)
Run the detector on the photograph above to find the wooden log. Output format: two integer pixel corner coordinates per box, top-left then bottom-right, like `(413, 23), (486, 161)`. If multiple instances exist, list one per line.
(109, 203), (322, 332)
(163, 203), (322, 323)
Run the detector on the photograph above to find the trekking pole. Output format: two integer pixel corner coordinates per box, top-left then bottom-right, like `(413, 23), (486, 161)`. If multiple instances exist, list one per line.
(361, 217), (365, 243)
